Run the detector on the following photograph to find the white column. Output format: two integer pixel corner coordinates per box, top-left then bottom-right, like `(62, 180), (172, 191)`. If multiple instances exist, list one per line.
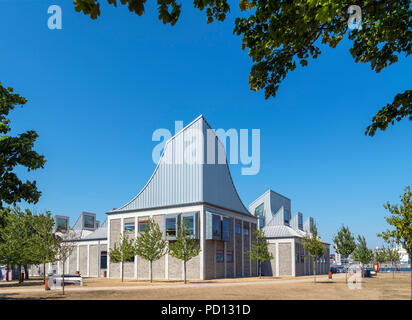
(233, 219), (236, 277)
(241, 221), (244, 277)
(134, 216), (138, 279)
(214, 241), (217, 278)
(120, 217), (124, 280)
(76, 245), (80, 272)
(87, 244), (90, 277)
(97, 241), (101, 278)
(224, 241), (227, 278)
(249, 222), (251, 276)
(291, 239), (296, 277)
(199, 208), (205, 280)
(275, 242), (279, 277)
(107, 218), (111, 278)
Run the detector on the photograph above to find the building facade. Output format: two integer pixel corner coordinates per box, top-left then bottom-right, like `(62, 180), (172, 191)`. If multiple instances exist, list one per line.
(249, 190), (330, 277)
(107, 115), (258, 280)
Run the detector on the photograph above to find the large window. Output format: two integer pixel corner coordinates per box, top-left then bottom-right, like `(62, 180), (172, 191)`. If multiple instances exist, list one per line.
(182, 216), (194, 235)
(222, 218), (231, 241)
(226, 251), (233, 263)
(100, 251), (107, 269)
(235, 222), (241, 235)
(255, 203), (265, 228)
(212, 215), (222, 239)
(84, 215), (95, 229)
(138, 219), (149, 232)
(298, 214), (303, 229)
(124, 222), (135, 233)
(284, 209), (290, 224)
(56, 217), (68, 232)
(243, 223), (249, 236)
(216, 250), (224, 263)
(165, 216), (177, 239)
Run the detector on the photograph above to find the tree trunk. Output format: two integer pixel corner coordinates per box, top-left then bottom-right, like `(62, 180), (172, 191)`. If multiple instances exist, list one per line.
(121, 261), (124, 282)
(392, 262), (395, 279)
(24, 265), (29, 280)
(184, 261), (187, 284)
(62, 260), (65, 295)
(150, 261), (153, 283)
(313, 258), (316, 283)
(18, 264), (22, 283)
(6, 265), (9, 282)
(43, 263), (46, 284)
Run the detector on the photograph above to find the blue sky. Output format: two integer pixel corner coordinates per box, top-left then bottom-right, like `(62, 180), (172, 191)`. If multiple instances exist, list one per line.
(1, 1), (411, 250)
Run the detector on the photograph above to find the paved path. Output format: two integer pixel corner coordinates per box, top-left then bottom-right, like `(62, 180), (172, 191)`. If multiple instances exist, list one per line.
(0, 274), (346, 295)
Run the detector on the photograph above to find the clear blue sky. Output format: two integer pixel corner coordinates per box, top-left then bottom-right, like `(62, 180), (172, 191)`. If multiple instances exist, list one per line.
(1, 1), (411, 250)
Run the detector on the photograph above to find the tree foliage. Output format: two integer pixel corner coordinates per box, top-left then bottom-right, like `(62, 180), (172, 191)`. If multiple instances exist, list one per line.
(247, 229), (273, 278)
(109, 233), (137, 282)
(374, 246), (388, 263)
(73, 1), (411, 135)
(135, 219), (167, 282)
(301, 224), (327, 283)
(333, 225), (356, 282)
(378, 186), (412, 297)
(0, 83), (45, 207)
(73, 0), (230, 25)
(352, 235), (373, 276)
(168, 221), (201, 284)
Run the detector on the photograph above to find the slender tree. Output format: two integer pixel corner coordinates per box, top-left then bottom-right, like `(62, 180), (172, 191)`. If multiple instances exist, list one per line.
(385, 240), (401, 279)
(109, 233), (137, 282)
(301, 224), (327, 283)
(54, 230), (78, 295)
(378, 186), (412, 298)
(168, 221), (201, 284)
(374, 246), (388, 274)
(135, 219), (167, 283)
(352, 235), (373, 277)
(333, 225), (356, 283)
(247, 229), (273, 278)
(32, 211), (58, 284)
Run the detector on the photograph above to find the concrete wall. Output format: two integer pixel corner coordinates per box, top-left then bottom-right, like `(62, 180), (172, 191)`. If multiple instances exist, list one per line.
(109, 219), (121, 278)
(278, 242), (292, 276)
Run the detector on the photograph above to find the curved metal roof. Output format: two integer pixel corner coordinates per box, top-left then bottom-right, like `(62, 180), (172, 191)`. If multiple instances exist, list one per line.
(109, 115), (251, 216)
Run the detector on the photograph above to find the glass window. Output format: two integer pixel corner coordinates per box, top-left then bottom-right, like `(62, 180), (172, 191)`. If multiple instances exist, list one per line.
(255, 203), (264, 217)
(84, 215), (95, 229)
(226, 251), (233, 263)
(235, 222), (241, 234)
(298, 214), (303, 228)
(166, 217), (177, 238)
(100, 251), (107, 269)
(222, 218), (231, 241)
(212, 215), (221, 239)
(56, 218), (68, 232)
(284, 210), (290, 224)
(124, 222), (135, 233)
(182, 216), (194, 235)
(216, 250), (224, 263)
(243, 224), (249, 235)
(138, 219), (149, 232)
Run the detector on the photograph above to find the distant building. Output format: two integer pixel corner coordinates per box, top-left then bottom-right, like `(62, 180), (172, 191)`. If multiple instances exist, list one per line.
(249, 190), (330, 277)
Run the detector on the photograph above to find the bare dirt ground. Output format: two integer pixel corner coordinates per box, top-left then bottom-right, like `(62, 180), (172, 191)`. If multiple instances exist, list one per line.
(0, 273), (410, 300)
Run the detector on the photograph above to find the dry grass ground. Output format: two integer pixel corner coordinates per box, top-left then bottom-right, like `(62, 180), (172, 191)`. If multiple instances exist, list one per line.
(0, 273), (410, 300)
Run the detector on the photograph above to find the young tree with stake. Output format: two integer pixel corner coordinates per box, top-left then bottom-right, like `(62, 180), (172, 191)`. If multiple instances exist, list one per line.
(385, 240), (401, 279)
(109, 233), (137, 282)
(352, 235), (373, 278)
(301, 224), (327, 283)
(378, 186), (412, 299)
(135, 219), (167, 283)
(247, 229), (273, 278)
(168, 221), (201, 284)
(333, 225), (356, 283)
(54, 230), (78, 295)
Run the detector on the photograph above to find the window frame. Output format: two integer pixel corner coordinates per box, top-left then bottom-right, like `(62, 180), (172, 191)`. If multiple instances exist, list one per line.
(235, 222), (241, 235)
(124, 221), (136, 233)
(226, 250), (233, 263)
(222, 217), (231, 242)
(100, 251), (107, 269)
(212, 214), (222, 240)
(83, 214), (96, 229)
(181, 212), (199, 239)
(165, 214), (179, 240)
(138, 218), (149, 233)
(216, 250), (224, 263)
